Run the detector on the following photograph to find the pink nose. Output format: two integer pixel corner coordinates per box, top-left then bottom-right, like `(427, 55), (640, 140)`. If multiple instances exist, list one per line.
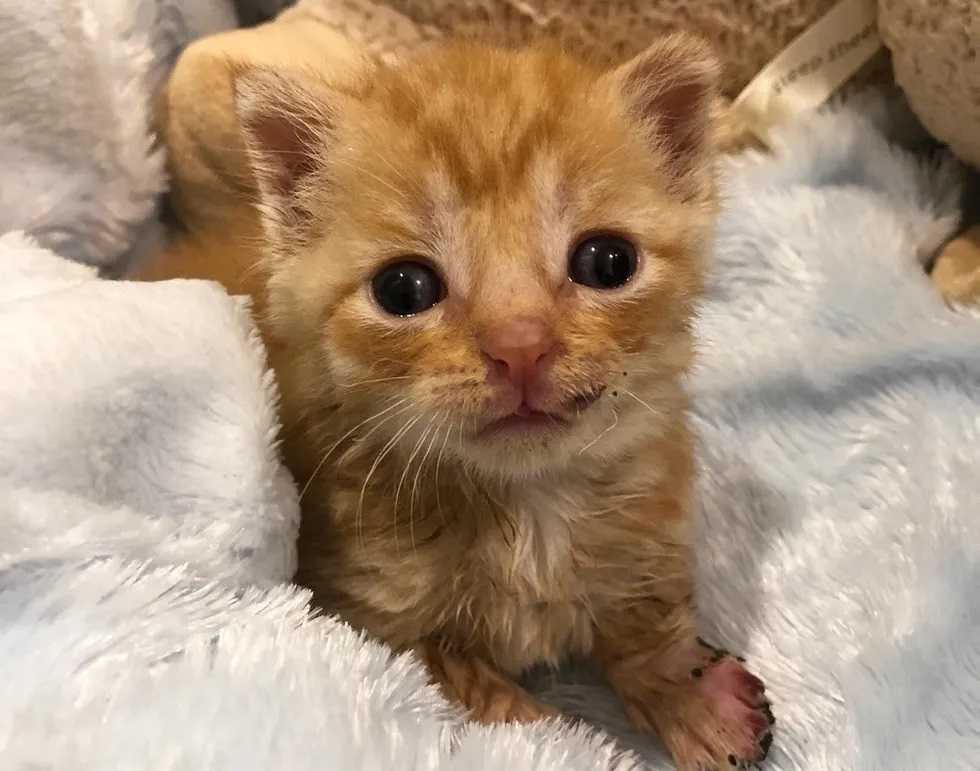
(480, 317), (557, 392)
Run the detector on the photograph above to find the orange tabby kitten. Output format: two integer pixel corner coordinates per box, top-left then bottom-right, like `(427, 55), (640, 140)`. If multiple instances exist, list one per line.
(152, 36), (774, 770)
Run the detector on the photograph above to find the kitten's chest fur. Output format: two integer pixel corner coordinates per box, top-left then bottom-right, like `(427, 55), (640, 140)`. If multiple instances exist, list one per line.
(299, 457), (689, 676)
(445, 483), (595, 673)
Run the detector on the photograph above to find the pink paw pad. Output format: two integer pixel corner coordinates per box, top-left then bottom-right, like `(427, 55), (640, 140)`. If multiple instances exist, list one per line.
(691, 643), (775, 766)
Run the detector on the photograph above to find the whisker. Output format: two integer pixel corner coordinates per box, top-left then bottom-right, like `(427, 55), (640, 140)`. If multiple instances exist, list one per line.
(621, 389), (661, 419)
(394, 416), (437, 551)
(344, 403), (414, 457)
(579, 409), (620, 454)
(348, 404), (416, 547)
(299, 397), (408, 503)
(433, 417), (455, 522)
(409, 414), (447, 549)
(357, 414), (421, 550)
(336, 375), (414, 389)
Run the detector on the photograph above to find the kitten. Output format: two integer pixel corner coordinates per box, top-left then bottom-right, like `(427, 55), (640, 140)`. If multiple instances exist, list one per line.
(166, 36), (774, 770)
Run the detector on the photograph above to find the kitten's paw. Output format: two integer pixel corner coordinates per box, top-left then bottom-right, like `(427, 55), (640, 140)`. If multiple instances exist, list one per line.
(691, 655), (773, 768)
(932, 223), (980, 306)
(624, 647), (774, 771)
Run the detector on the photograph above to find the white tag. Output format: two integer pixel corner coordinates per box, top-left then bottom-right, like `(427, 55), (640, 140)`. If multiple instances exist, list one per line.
(732, 0), (882, 130)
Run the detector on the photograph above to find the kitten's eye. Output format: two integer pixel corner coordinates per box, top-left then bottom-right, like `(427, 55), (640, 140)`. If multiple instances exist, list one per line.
(372, 261), (445, 316)
(568, 234), (638, 289)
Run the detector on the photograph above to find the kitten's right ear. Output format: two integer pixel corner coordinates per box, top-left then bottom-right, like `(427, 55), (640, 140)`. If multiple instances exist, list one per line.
(606, 34), (720, 190)
(233, 67), (335, 236)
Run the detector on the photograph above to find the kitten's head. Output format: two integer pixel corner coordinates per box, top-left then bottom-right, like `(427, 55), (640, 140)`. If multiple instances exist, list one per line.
(235, 37), (718, 480)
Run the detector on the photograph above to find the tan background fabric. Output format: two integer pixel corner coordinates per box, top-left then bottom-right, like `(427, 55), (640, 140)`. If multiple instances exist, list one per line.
(285, 0), (840, 95)
(879, 0), (980, 170)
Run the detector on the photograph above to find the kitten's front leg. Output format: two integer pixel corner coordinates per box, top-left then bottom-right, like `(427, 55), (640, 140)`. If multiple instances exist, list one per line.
(932, 223), (980, 306)
(594, 600), (774, 770)
(416, 641), (559, 724)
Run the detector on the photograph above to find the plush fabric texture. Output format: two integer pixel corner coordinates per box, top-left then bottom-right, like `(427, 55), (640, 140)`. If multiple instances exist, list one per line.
(278, 0), (839, 95)
(0, 233), (299, 587)
(2, 97), (978, 769)
(879, 0), (980, 170)
(0, 0), (238, 271)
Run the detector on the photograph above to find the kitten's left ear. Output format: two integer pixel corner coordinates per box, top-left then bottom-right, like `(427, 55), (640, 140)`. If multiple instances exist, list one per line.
(606, 34), (721, 184)
(233, 66), (337, 243)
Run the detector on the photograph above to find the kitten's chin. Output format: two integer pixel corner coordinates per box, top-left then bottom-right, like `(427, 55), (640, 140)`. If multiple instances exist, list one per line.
(460, 410), (605, 480)
(462, 435), (577, 480)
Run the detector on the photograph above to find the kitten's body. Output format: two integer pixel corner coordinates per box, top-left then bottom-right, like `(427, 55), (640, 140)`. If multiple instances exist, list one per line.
(302, 408), (694, 674)
(141, 39), (773, 769)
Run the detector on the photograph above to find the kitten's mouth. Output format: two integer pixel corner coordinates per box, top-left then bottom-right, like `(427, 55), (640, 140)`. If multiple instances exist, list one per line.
(478, 385), (605, 438)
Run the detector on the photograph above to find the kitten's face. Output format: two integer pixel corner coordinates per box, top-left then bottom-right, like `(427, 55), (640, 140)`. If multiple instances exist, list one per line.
(238, 39), (718, 479)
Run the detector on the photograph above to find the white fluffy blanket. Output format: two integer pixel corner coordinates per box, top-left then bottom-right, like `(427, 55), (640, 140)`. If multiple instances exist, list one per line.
(0, 0), (240, 270)
(1, 1), (979, 765)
